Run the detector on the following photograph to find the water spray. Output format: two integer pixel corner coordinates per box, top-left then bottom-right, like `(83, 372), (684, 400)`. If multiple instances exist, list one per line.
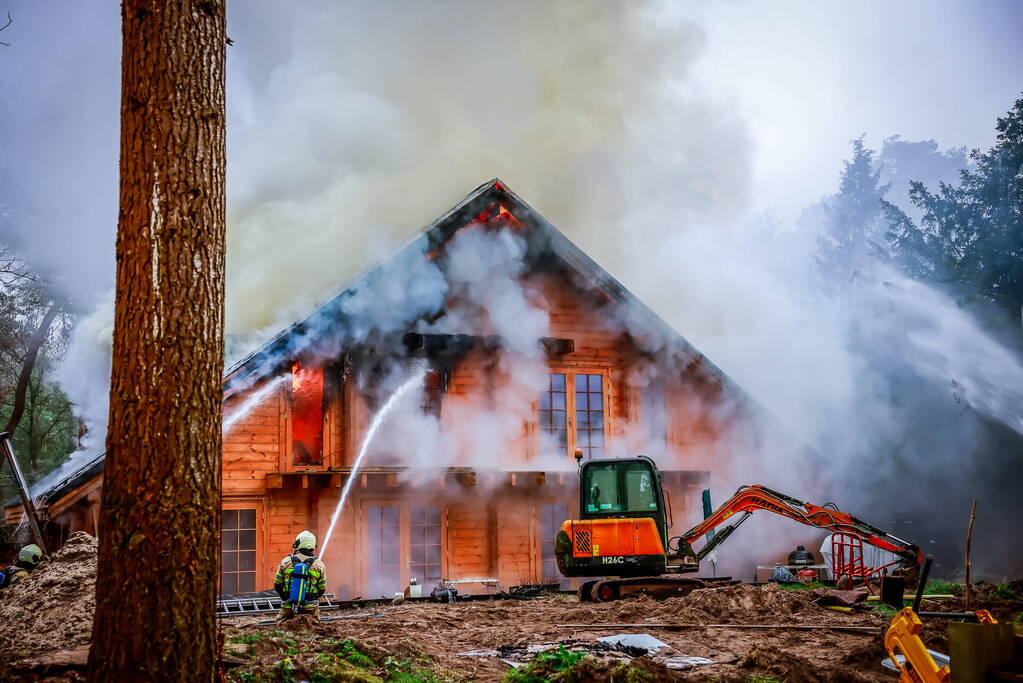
(319, 367), (426, 556)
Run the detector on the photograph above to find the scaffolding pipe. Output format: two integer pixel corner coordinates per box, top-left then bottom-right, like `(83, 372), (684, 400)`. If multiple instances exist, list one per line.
(0, 431), (48, 555)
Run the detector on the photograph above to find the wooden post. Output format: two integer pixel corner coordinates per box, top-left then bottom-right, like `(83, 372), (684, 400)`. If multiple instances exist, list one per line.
(965, 499), (976, 611)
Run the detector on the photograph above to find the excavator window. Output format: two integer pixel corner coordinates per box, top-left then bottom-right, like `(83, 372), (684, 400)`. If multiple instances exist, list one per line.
(582, 461), (660, 515)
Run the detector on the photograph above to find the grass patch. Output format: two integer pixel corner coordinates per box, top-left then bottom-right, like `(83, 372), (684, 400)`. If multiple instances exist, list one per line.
(226, 633), (451, 683)
(747, 678), (784, 683)
(778, 581), (826, 591)
(924, 581), (962, 595)
(504, 647), (587, 682)
(872, 604), (898, 617)
(995, 582), (1022, 601)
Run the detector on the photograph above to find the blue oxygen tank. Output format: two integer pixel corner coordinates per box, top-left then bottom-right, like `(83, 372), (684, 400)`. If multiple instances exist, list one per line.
(289, 562), (310, 603)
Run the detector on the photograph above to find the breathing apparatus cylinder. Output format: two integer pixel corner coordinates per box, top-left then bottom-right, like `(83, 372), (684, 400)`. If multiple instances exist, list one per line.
(289, 561), (311, 603)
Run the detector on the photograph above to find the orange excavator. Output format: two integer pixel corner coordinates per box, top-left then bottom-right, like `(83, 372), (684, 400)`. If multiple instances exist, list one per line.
(554, 454), (923, 601)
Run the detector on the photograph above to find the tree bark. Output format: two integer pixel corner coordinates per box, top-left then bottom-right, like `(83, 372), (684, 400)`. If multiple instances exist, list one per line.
(88, 1), (226, 680)
(2, 299), (62, 436)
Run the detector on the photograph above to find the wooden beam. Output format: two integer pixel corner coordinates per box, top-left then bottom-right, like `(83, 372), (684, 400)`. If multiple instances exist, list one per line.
(385, 473), (398, 488)
(300, 474), (309, 489)
(456, 472), (476, 487)
(360, 474), (368, 488)
(264, 473), (284, 489)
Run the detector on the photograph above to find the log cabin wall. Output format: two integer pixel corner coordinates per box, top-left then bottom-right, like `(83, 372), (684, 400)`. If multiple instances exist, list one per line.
(212, 264), (724, 597)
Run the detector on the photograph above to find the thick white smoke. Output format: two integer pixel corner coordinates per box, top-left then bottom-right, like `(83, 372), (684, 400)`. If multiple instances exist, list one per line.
(31, 1), (1021, 576)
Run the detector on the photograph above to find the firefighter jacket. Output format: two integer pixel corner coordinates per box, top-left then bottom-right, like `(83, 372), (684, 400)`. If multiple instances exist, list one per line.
(273, 553), (326, 607)
(0, 565), (29, 589)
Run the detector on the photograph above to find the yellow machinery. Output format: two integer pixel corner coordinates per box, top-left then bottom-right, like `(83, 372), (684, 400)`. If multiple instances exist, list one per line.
(884, 556), (999, 683)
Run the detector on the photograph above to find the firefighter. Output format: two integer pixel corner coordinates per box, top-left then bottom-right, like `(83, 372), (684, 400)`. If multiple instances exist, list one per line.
(0, 544), (43, 590)
(274, 530), (327, 621)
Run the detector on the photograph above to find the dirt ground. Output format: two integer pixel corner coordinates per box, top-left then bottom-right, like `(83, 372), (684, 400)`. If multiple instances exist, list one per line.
(220, 582), (1023, 682)
(1, 536), (1019, 682)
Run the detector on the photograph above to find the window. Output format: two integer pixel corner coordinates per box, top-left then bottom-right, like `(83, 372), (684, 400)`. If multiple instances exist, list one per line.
(642, 384), (668, 451)
(582, 461), (659, 514)
(363, 503), (446, 598)
(291, 362), (324, 465)
(575, 374), (605, 459)
(222, 508), (257, 593)
(367, 505), (401, 598)
(539, 502), (569, 584)
(539, 373), (568, 454)
(538, 371), (607, 459)
(409, 505), (443, 586)
(421, 369), (444, 419)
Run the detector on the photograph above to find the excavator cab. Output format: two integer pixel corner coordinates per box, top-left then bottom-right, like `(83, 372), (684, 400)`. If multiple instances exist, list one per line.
(555, 456), (674, 578)
(580, 457), (668, 534)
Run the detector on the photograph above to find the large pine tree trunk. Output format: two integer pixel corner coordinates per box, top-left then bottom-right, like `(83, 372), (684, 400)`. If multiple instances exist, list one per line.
(89, 1), (226, 679)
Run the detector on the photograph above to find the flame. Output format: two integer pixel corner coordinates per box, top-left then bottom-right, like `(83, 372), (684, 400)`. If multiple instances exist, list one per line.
(291, 361), (301, 390)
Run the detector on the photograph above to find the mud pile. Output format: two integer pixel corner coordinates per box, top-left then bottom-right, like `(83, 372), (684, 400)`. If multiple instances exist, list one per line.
(560, 583), (827, 626)
(661, 583), (823, 624)
(0, 532), (97, 664)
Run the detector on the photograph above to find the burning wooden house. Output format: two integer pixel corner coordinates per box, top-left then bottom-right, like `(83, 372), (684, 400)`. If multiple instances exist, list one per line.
(5, 179), (785, 598)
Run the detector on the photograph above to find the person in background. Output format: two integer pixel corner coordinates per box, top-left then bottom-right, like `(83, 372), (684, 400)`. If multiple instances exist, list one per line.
(0, 544), (43, 590)
(274, 530), (327, 620)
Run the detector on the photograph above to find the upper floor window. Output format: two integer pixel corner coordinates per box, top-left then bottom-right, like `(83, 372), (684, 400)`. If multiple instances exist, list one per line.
(291, 362), (324, 466)
(539, 370), (607, 459)
(539, 373), (568, 454)
(575, 374), (605, 459)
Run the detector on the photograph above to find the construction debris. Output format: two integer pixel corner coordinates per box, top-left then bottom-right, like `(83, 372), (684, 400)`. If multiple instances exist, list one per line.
(596, 632), (672, 655)
(458, 634), (718, 672)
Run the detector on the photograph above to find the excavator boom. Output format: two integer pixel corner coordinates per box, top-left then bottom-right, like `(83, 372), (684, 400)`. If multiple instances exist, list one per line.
(677, 484), (922, 573)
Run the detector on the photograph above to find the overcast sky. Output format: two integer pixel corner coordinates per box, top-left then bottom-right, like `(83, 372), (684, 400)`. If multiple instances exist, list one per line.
(1, 0), (1021, 314)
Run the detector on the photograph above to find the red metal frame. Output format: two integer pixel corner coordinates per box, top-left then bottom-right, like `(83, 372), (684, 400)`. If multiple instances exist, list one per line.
(831, 532), (905, 579)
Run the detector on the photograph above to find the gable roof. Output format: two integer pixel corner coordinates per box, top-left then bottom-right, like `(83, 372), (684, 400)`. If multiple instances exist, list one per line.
(222, 177), (742, 398)
(14, 178), (752, 508)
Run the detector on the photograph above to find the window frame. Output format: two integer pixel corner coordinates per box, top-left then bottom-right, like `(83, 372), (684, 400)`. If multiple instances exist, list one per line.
(537, 367), (611, 461)
(283, 363), (331, 473)
(221, 498), (267, 593)
(359, 499), (448, 598)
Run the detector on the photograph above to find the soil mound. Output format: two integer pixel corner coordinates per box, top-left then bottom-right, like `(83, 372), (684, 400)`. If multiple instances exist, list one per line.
(0, 532), (97, 664)
(662, 583), (820, 624)
(741, 644), (877, 683)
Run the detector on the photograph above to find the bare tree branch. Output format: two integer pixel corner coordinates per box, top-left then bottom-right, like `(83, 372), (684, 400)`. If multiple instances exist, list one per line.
(3, 298), (65, 435)
(0, 13), (11, 47)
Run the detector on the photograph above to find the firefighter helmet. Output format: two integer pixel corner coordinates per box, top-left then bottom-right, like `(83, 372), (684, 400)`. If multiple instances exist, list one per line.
(17, 544), (42, 567)
(293, 530), (316, 552)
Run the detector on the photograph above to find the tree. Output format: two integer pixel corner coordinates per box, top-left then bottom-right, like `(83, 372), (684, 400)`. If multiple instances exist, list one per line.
(0, 248), (75, 506)
(815, 136), (891, 286)
(88, 1), (227, 680)
(884, 96), (1023, 327)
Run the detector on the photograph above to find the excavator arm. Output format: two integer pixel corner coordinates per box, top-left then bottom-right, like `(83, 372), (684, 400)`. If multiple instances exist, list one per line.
(672, 484), (922, 574)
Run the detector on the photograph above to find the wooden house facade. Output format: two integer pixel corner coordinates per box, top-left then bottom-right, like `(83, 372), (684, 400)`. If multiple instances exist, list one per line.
(6, 180), (772, 599)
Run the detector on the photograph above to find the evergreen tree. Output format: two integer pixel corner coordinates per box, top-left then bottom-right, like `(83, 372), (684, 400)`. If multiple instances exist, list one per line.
(884, 96), (1023, 326)
(816, 136), (891, 285)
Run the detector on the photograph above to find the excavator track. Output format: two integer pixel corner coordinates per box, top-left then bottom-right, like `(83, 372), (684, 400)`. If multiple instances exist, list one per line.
(578, 576), (710, 602)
